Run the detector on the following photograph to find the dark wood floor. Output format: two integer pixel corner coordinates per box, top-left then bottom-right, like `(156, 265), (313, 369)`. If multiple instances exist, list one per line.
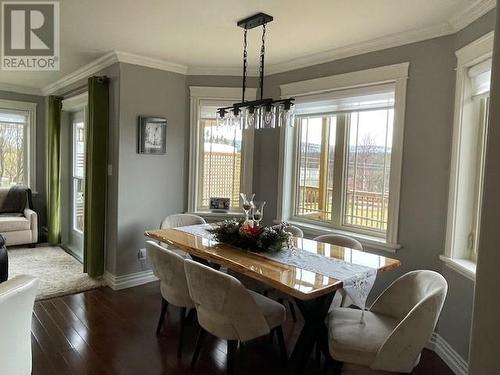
(31, 282), (453, 375)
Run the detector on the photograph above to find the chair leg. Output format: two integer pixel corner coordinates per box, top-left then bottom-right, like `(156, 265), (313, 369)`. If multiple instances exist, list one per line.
(288, 300), (298, 322)
(315, 343), (321, 367)
(156, 298), (168, 335)
(191, 328), (207, 369)
(331, 359), (343, 375)
(275, 326), (287, 365)
(227, 340), (238, 375)
(177, 307), (187, 358)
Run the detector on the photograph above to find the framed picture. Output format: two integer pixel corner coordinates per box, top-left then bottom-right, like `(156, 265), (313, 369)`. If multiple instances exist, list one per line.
(209, 197), (230, 212)
(138, 116), (167, 154)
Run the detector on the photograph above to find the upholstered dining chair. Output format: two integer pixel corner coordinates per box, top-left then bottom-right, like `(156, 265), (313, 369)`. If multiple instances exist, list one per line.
(284, 225), (304, 238)
(146, 241), (195, 358)
(314, 234), (363, 310)
(313, 234), (363, 251)
(327, 270), (448, 374)
(184, 259), (287, 374)
(159, 213), (207, 258)
(0, 275), (38, 375)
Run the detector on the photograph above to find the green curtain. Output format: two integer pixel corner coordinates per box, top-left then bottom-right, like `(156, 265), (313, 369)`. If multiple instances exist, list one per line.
(47, 96), (63, 245)
(84, 76), (109, 277)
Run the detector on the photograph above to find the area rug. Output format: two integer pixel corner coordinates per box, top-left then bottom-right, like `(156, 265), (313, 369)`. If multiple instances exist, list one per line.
(7, 246), (105, 300)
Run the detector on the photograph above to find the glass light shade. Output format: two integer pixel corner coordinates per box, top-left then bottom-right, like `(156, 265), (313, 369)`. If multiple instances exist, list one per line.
(262, 106), (275, 129)
(246, 108), (256, 129)
(231, 108), (242, 129)
(216, 113), (227, 127)
(279, 104), (295, 127)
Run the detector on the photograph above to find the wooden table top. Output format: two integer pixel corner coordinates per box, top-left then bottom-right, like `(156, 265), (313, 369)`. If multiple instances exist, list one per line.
(144, 228), (401, 300)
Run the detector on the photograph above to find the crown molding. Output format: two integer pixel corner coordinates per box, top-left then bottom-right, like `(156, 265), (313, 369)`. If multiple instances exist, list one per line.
(267, 23), (452, 75)
(115, 51), (187, 75)
(0, 82), (42, 96)
(13, 1), (498, 95)
(449, 0), (496, 32)
(41, 51), (118, 95)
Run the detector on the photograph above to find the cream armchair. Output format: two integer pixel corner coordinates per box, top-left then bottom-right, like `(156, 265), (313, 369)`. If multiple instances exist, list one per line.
(327, 270), (448, 374)
(0, 275), (39, 375)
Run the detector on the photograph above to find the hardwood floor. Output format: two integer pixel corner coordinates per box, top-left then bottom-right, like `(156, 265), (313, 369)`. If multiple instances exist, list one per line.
(31, 282), (454, 375)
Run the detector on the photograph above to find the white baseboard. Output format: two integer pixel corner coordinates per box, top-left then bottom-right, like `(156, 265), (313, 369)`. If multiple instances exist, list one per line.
(427, 332), (468, 375)
(104, 270), (158, 290)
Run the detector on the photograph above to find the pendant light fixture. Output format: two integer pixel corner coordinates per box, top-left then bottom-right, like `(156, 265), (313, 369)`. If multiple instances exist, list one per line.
(216, 13), (295, 129)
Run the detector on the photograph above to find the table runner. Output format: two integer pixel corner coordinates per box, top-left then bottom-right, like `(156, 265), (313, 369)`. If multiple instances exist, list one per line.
(174, 224), (376, 320)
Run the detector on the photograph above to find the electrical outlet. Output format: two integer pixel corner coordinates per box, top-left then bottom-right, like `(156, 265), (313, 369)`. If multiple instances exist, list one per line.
(138, 248), (146, 261)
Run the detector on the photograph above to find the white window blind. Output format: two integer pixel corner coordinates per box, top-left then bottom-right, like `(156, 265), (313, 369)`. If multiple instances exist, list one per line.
(294, 84), (395, 115)
(469, 59), (492, 97)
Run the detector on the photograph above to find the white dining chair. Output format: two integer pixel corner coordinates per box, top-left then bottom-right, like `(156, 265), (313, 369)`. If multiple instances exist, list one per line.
(313, 234), (363, 251)
(146, 241), (195, 358)
(0, 275), (38, 375)
(159, 213), (206, 257)
(327, 270), (448, 374)
(284, 225), (304, 238)
(184, 259), (287, 374)
(314, 234), (363, 310)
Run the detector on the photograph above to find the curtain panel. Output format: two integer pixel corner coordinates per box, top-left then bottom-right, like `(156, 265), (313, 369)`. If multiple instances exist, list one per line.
(47, 96), (63, 245)
(84, 76), (109, 277)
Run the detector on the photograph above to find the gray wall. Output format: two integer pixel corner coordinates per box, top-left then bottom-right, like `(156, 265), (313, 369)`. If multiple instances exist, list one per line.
(0, 90), (46, 232)
(114, 63), (187, 276)
(251, 10), (495, 361)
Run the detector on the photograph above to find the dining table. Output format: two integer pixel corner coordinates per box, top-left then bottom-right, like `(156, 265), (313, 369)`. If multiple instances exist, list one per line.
(144, 225), (401, 374)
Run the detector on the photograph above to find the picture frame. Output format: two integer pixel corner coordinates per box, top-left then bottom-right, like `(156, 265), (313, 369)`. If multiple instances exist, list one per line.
(138, 116), (167, 154)
(209, 197), (230, 212)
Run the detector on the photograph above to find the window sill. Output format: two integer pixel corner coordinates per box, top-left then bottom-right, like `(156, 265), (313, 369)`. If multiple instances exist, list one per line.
(278, 219), (401, 253)
(439, 255), (476, 281)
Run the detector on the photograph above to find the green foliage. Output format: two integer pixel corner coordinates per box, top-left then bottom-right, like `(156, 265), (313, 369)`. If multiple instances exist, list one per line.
(209, 219), (291, 253)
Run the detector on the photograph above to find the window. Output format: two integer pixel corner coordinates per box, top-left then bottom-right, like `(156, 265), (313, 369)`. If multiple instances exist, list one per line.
(293, 86), (394, 236)
(278, 64), (408, 249)
(0, 100), (36, 188)
(188, 87), (256, 214)
(445, 32), (493, 275)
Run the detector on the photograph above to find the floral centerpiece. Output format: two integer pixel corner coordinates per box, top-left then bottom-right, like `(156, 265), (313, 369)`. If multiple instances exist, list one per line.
(208, 219), (291, 253)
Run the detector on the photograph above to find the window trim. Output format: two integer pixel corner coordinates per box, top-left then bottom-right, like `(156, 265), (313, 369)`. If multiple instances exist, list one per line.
(188, 86), (257, 215)
(444, 31), (493, 270)
(277, 63), (409, 250)
(0, 99), (37, 191)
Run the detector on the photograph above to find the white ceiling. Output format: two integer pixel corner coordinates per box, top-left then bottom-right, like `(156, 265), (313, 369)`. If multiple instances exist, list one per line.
(0, 0), (494, 93)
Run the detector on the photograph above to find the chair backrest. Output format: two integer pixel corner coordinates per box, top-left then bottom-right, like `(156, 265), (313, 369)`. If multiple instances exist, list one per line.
(160, 213), (206, 229)
(146, 241), (192, 308)
(184, 259), (270, 342)
(0, 275), (38, 375)
(370, 270), (448, 373)
(284, 225), (304, 238)
(313, 234), (363, 251)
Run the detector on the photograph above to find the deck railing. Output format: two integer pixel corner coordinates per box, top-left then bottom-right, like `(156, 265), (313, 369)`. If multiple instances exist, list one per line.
(296, 185), (388, 230)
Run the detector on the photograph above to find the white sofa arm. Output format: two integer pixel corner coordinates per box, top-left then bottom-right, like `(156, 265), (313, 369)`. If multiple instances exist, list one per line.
(23, 208), (38, 244)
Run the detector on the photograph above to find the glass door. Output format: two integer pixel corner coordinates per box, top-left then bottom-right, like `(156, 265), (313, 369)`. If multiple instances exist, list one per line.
(69, 110), (85, 259)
